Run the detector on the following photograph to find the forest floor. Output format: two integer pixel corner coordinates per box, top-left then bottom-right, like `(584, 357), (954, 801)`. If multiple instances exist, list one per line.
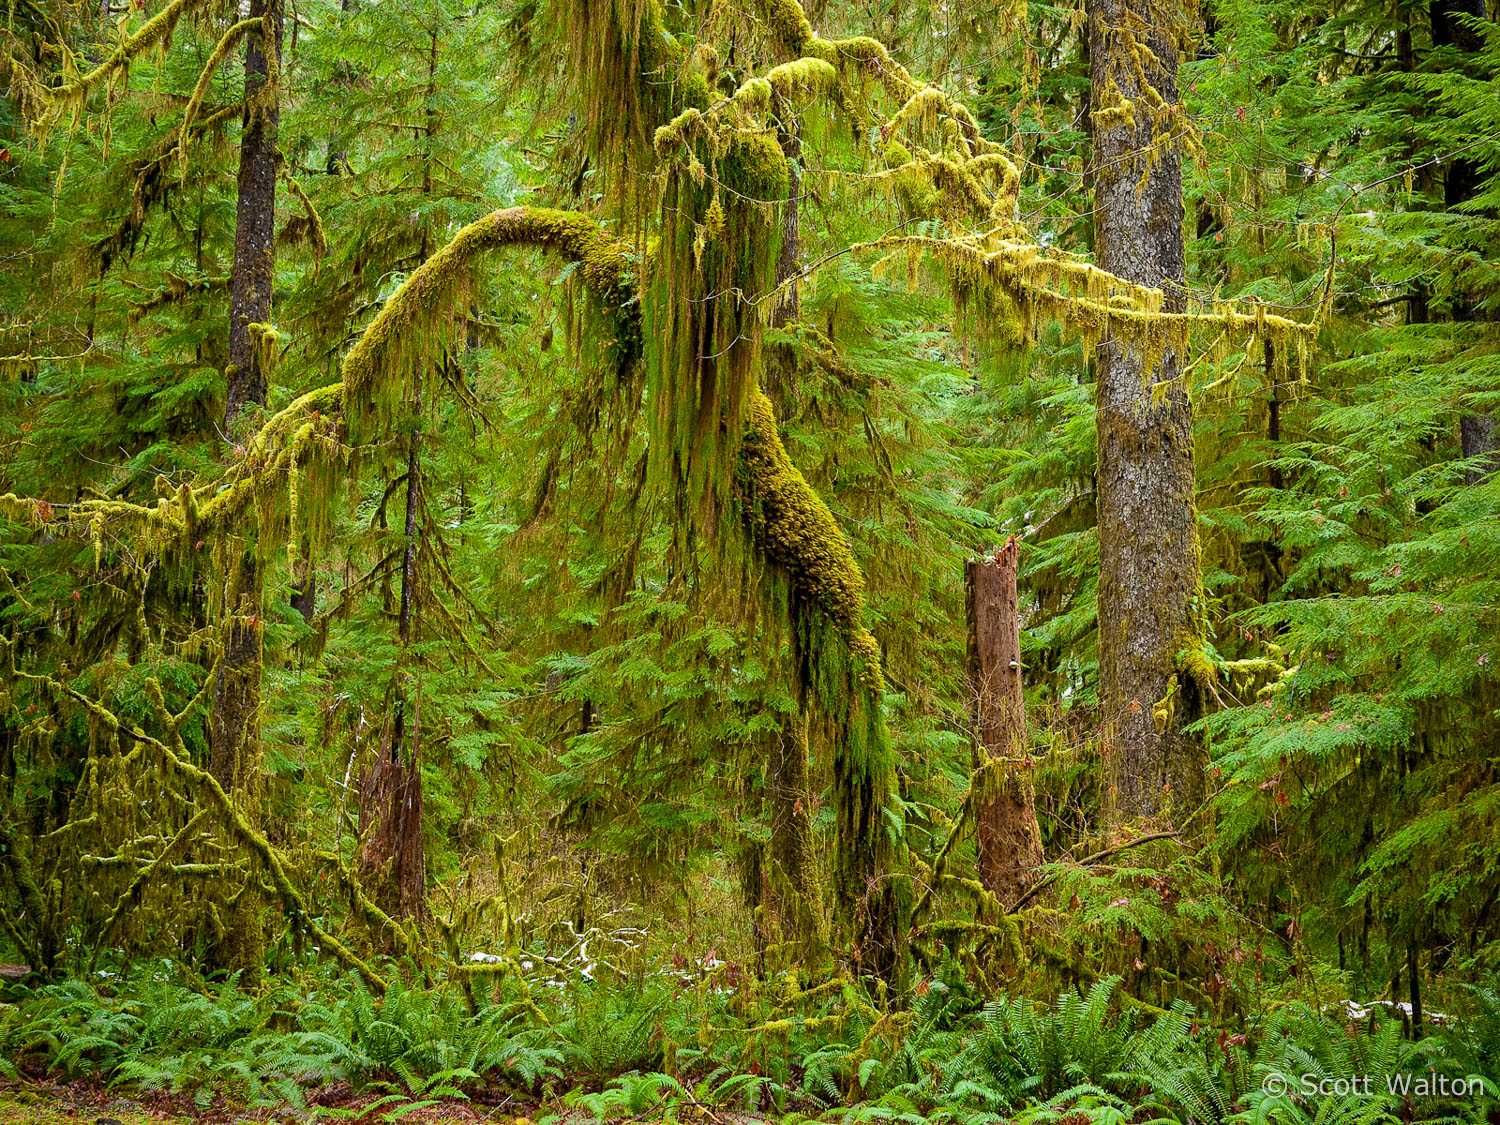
(0, 1081), (521, 1123)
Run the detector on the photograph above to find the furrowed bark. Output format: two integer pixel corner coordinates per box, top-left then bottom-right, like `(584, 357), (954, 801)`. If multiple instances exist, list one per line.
(965, 540), (1042, 908)
(209, 0), (282, 977)
(1088, 0), (1206, 824)
(225, 0), (283, 427)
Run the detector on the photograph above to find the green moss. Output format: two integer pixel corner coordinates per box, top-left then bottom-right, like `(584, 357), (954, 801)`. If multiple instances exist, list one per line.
(737, 389), (881, 691)
(720, 133), (790, 202)
(340, 206), (640, 431)
(883, 141), (913, 167)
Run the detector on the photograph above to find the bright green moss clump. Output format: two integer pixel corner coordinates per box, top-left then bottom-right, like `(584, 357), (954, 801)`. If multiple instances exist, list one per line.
(737, 389), (883, 692)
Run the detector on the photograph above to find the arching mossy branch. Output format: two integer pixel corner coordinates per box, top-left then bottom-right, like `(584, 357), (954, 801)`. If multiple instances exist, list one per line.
(339, 206), (640, 436)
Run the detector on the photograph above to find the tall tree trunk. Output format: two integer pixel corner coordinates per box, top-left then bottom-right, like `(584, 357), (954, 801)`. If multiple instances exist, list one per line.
(966, 541), (1042, 908)
(224, 0), (282, 428)
(211, 0), (282, 788)
(1088, 0), (1205, 824)
(358, 377), (428, 922)
(211, 0), (282, 785)
(207, 0), (282, 976)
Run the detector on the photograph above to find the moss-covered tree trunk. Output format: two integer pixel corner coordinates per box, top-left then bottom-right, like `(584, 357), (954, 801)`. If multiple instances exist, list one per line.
(1088, 0), (1205, 824)
(965, 541), (1042, 908)
(765, 711), (827, 956)
(211, 0), (282, 785)
(224, 0), (282, 426)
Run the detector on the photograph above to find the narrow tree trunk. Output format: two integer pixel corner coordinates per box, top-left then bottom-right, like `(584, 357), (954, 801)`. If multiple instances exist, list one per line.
(1088, 0), (1205, 824)
(207, 0), (283, 977)
(358, 376), (427, 922)
(1408, 939), (1423, 1037)
(772, 127), (801, 329)
(965, 540), (1042, 908)
(225, 0), (283, 427)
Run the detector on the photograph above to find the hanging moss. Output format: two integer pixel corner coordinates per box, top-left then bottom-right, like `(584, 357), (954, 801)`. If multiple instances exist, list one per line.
(15, 0), (230, 141)
(340, 206), (641, 439)
(647, 127), (790, 534)
(563, 0), (710, 187)
(177, 15), (266, 170)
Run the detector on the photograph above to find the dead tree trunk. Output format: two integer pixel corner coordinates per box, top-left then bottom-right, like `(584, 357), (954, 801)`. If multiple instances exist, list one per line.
(358, 375), (427, 923)
(965, 540), (1042, 908)
(1088, 0), (1205, 824)
(358, 711), (427, 923)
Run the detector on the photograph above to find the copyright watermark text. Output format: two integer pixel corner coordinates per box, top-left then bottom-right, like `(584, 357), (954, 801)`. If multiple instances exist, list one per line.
(1261, 1072), (1487, 1099)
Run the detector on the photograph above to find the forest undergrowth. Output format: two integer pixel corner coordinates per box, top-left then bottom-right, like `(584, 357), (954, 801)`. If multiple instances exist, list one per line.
(4, 955), (1499, 1125)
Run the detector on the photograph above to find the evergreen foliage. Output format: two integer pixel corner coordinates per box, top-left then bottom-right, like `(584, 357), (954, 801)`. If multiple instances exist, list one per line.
(2, 0), (1500, 1116)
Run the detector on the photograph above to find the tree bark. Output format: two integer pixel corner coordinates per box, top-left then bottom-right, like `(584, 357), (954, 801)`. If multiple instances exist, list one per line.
(207, 0), (283, 977)
(772, 127), (801, 329)
(206, 551), (264, 978)
(357, 380), (428, 922)
(965, 540), (1042, 908)
(211, 0), (283, 791)
(209, 556), (263, 792)
(1088, 0), (1205, 823)
(1461, 415), (1498, 485)
(224, 0), (283, 428)
(765, 711), (827, 954)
